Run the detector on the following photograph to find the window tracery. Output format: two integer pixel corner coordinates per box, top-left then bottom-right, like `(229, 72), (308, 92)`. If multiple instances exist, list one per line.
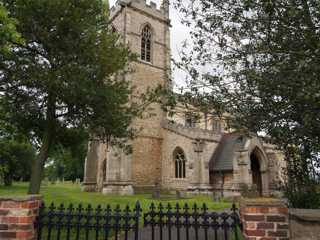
(141, 25), (152, 62)
(174, 148), (186, 179)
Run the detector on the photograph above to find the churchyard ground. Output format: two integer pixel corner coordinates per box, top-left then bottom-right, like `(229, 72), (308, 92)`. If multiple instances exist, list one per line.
(0, 182), (246, 240)
(0, 182), (232, 211)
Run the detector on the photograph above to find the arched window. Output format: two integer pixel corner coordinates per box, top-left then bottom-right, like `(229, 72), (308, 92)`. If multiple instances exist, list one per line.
(141, 25), (152, 62)
(185, 112), (196, 128)
(212, 120), (222, 133)
(174, 148), (186, 179)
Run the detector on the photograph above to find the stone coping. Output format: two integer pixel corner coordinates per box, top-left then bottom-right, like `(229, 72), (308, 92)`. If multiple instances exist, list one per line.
(290, 208), (320, 222)
(104, 181), (134, 187)
(240, 197), (287, 207)
(0, 195), (42, 202)
(82, 181), (97, 185)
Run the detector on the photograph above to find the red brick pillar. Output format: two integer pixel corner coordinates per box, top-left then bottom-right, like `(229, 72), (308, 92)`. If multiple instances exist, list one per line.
(240, 199), (289, 240)
(0, 195), (42, 240)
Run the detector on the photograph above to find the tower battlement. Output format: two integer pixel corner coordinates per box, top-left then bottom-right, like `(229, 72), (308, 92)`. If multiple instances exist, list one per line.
(110, 0), (169, 20)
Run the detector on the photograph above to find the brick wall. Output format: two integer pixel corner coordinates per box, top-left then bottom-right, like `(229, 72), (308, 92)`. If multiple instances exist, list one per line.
(0, 195), (42, 240)
(240, 198), (289, 240)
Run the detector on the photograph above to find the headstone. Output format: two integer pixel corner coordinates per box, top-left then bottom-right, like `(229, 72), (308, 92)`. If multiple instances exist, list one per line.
(50, 178), (56, 185)
(176, 190), (182, 199)
(76, 178), (81, 185)
(152, 181), (161, 199)
(213, 192), (221, 202)
(42, 177), (49, 186)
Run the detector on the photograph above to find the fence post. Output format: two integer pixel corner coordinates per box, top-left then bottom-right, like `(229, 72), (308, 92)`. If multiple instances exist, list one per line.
(240, 198), (289, 240)
(134, 201), (141, 240)
(0, 195), (42, 240)
(231, 203), (240, 240)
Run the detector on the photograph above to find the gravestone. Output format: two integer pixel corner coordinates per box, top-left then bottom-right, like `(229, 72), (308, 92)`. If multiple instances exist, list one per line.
(42, 177), (49, 186)
(152, 181), (161, 199)
(176, 190), (182, 199)
(76, 178), (81, 184)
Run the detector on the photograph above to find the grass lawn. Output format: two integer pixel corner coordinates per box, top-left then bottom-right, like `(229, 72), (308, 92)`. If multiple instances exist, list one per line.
(0, 182), (232, 211)
(0, 182), (244, 240)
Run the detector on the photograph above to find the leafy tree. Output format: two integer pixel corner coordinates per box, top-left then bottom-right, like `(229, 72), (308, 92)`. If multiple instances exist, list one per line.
(0, 103), (34, 185)
(0, 0), (145, 194)
(175, 0), (320, 206)
(45, 128), (88, 181)
(0, 139), (35, 186)
(0, 4), (23, 54)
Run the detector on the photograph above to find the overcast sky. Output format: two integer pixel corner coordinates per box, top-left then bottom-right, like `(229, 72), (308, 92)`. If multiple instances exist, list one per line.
(109, 0), (190, 88)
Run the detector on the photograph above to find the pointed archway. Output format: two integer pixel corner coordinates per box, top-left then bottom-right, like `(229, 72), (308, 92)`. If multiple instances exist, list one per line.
(249, 146), (269, 196)
(250, 151), (263, 196)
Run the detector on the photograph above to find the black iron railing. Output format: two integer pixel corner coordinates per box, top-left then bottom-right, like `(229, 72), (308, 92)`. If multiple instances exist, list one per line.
(36, 202), (241, 240)
(36, 202), (141, 240)
(144, 203), (241, 240)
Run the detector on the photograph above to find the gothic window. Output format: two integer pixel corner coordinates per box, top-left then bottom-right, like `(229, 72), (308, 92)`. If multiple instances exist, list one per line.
(185, 112), (196, 128)
(141, 25), (152, 62)
(174, 148), (186, 179)
(212, 119), (222, 133)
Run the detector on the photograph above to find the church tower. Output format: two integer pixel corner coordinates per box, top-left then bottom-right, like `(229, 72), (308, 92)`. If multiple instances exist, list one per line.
(82, 0), (171, 194)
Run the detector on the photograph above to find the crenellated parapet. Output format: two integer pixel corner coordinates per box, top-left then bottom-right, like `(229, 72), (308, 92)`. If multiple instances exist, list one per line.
(162, 119), (222, 142)
(110, 0), (169, 21)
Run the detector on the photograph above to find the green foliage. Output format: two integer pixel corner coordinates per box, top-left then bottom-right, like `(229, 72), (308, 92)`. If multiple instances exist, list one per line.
(0, 4), (23, 54)
(45, 128), (88, 181)
(0, 139), (35, 186)
(0, 0), (152, 193)
(175, 0), (320, 207)
(285, 184), (320, 209)
(1, 0), (135, 141)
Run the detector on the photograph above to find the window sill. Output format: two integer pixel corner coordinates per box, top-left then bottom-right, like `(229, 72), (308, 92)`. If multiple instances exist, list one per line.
(138, 59), (153, 65)
(172, 178), (188, 181)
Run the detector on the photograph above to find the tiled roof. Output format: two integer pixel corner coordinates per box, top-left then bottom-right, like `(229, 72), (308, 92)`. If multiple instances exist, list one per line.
(210, 133), (247, 171)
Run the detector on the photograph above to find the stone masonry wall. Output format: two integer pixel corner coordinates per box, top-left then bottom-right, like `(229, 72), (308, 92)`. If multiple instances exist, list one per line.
(108, 0), (170, 193)
(289, 208), (320, 240)
(161, 124), (219, 191)
(132, 136), (162, 190)
(0, 196), (42, 240)
(240, 199), (289, 240)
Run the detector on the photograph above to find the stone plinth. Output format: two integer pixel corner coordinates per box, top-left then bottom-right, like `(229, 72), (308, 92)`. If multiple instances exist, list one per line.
(240, 198), (289, 240)
(102, 181), (134, 196)
(187, 184), (213, 196)
(81, 181), (97, 192)
(290, 208), (320, 240)
(0, 195), (42, 240)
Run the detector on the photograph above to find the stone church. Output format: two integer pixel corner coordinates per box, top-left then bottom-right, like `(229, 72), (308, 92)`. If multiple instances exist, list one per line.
(82, 0), (285, 197)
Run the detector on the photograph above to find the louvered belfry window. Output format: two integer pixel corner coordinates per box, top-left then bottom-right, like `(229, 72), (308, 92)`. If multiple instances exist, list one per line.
(141, 25), (152, 62)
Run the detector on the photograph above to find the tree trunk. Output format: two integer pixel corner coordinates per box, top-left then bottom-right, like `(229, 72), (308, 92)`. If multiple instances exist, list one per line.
(4, 174), (12, 186)
(28, 96), (56, 194)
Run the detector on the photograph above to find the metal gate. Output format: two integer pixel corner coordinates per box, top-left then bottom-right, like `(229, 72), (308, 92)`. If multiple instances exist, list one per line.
(36, 202), (242, 240)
